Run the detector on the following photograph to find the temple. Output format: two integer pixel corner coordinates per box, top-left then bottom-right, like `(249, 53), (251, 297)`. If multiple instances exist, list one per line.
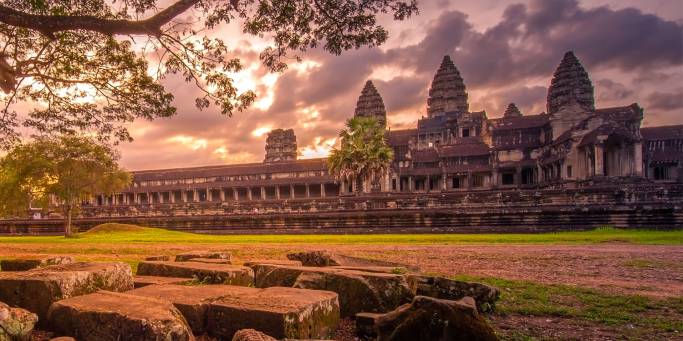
(11, 51), (676, 232)
(83, 51), (681, 207)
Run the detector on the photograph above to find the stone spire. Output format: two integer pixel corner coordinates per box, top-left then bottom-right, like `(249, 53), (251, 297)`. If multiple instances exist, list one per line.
(503, 103), (522, 118)
(354, 80), (387, 127)
(264, 129), (297, 163)
(427, 55), (469, 117)
(546, 51), (595, 115)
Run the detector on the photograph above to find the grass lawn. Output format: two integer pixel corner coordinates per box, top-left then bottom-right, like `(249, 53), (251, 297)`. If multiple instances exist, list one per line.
(1, 224), (682, 245)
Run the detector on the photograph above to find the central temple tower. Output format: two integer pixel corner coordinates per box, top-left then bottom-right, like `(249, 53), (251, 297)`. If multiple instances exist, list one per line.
(427, 55), (469, 117)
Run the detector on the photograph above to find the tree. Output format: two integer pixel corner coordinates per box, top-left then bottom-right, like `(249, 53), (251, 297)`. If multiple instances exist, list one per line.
(0, 0), (418, 149)
(328, 116), (393, 193)
(0, 136), (130, 236)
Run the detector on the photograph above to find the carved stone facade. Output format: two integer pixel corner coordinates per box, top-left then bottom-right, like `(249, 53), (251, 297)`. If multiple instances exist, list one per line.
(427, 56), (469, 117)
(70, 52), (680, 213)
(264, 129), (297, 163)
(354, 80), (387, 126)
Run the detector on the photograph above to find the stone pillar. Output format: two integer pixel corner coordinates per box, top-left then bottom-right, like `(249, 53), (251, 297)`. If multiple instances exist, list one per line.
(594, 144), (604, 176)
(146, 192), (151, 204)
(260, 186), (266, 200)
(207, 188), (212, 202)
(233, 188), (239, 201)
(247, 188), (253, 201)
(220, 189), (226, 201)
(321, 183), (326, 197)
(170, 191), (175, 203)
(515, 166), (522, 186)
(182, 190), (187, 203)
(290, 184), (295, 199)
(633, 142), (643, 176)
(305, 184), (310, 198)
(442, 174), (447, 191)
(192, 189), (198, 202)
(276, 186), (281, 199)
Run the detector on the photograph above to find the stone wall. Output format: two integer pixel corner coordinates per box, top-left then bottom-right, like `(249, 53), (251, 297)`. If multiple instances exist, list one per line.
(2, 183), (681, 235)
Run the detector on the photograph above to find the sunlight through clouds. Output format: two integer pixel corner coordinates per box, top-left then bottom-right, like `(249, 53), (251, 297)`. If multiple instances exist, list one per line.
(300, 137), (337, 159)
(167, 135), (208, 150)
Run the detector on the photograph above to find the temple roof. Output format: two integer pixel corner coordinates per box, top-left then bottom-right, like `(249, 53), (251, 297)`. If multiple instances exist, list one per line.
(133, 158), (328, 182)
(385, 129), (416, 145)
(547, 51), (595, 114)
(594, 103), (642, 122)
(427, 55), (469, 116)
(354, 80), (387, 126)
(503, 103), (522, 118)
(641, 125), (683, 141)
(412, 148), (439, 162)
(489, 114), (549, 131)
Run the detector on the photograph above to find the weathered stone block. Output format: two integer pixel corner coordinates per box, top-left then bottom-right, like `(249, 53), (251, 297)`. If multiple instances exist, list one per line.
(375, 296), (498, 341)
(133, 275), (191, 288)
(0, 262), (133, 324)
(287, 251), (340, 266)
(127, 284), (339, 340)
(0, 301), (37, 341)
(208, 286), (339, 340)
(175, 251), (230, 262)
(187, 258), (232, 265)
(231, 329), (276, 341)
(252, 264), (414, 317)
(47, 291), (194, 341)
(409, 275), (500, 312)
(136, 261), (253, 285)
(144, 255), (170, 261)
(286, 251), (418, 271)
(0, 256), (75, 271)
(242, 260), (302, 267)
(355, 312), (383, 339)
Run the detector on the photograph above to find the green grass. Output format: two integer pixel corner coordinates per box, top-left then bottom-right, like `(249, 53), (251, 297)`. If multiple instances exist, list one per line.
(456, 275), (683, 337)
(0, 225), (681, 245)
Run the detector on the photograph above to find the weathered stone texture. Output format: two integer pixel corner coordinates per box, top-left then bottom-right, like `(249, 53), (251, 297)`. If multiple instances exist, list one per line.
(231, 329), (277, 341)
(133, 275), (191, 288)
(242, 260), (302, 267)
(0, 256), (74, 271)
(410, 275), (500, 312)
(145, 255), (170, 261)
(127, 284), (340, 340)
(427, 55), (469, 117)
(502, 103), (522, 118)
(264, 129), (297, 163)
(375, 296), (498, 341)
(0, 262), (133, 324)
(174, 251), (230, 262)
(47, 291), (194, 341)
(354, 80), (387, 127)
(547, 51), (594, 114)
(0, 301), (37, 341)
(136, 261), (253, 285)
(252, 264), (414, 317)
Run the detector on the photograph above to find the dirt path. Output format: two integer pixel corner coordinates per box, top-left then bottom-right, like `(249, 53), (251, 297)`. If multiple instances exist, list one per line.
(2, 242), (681, 298)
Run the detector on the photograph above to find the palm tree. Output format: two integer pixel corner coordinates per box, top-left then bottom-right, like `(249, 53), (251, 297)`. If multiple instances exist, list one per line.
(328, 116), (394, 193)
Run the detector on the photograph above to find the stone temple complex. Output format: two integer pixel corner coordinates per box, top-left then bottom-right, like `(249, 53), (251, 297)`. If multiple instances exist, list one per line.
(3, 51), (682, 233)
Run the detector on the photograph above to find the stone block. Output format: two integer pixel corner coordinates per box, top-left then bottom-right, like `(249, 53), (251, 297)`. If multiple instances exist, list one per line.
(0, 301), (38, 341)
(409, 275), (500, 312)
(0, 256), (75, 271)
(375, 296), (498, 341)
(187, 258), (232, 265)
(286, 251), (418, 271)
(127, 284), (339, 340)
(355, 312), (382, 339)
(144, 255), (170, 261)
(242, 260), (302, 267)
(252, 264), (414, 317)
(136, 261), (253, 285)
(0, 262), (133, 324)
(133, 275), (191, 288)
(231, 329), (276, 341)
(47, 291), (194, 341)
(175, 251), (230, 262)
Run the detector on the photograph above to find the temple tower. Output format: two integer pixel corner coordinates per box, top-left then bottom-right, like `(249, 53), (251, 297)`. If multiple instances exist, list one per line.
(547, 51), (595, 138)
(354, 80), (387, 127)
(503, 103), (522, 118)
(427, 55), (469, 117)
(264, 129), (297, 163)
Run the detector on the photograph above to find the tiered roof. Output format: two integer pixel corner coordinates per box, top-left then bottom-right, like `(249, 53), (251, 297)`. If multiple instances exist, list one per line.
(427, 56), (469, 116)
(354, 80), (387, 126)
(503, 103), (522, 118)
(547, 51), (595, 114)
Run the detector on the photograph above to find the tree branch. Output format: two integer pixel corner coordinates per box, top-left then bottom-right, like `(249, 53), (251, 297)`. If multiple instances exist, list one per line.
(0, 0), (200, 38)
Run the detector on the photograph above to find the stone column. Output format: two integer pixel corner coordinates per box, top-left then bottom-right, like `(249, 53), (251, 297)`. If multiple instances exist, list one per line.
(261, 186), (266, 200)
(233, 188), (239, 201)
(305, 184), (310, 198)
(633, 142), (643, 176)
(247, 188), (253, 201)
(442, 174), (447, 191)
(193, 189), (198, 202)
(220, 189), (226, 201)
(408, 176), (414, 192)
(594, 143), (604, 176)
(170, 191), (175, 203)
(515, 166), (522, 185)
(146, 192), (151, 204)
(290, 184), (295, 199)
(207, 188), (212, 202)
(321, 183), (326, 197)
(181, 190), (187, 203)
(276, 186), (281, 199)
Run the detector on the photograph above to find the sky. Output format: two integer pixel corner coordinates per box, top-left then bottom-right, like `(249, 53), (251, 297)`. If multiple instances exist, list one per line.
(118, 0), (683, 171)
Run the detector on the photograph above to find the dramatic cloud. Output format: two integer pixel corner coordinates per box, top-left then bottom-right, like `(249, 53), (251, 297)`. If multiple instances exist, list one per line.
(116, 0), (683, 170)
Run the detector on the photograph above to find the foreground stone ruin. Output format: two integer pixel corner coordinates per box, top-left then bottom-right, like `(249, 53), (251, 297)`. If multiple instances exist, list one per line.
(0, 256), (74, 272)
(0, 250), (500, 340)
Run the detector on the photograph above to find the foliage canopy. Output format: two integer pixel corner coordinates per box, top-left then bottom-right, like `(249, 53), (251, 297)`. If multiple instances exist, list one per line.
(328, 116), (393, 192)
(0, 135), (130, 235)
(0, 0), (418, 148)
